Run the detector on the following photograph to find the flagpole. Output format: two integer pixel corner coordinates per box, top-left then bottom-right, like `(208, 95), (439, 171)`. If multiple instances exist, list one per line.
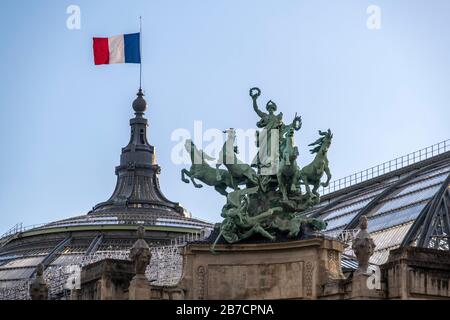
(139, 16), (142, 91)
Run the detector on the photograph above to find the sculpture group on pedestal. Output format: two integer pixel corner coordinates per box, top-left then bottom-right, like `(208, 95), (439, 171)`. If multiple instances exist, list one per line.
(182, 88), (333, 248)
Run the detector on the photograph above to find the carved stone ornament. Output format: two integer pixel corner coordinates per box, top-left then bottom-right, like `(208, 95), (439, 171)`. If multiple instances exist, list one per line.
(352, 216), (376, 275)
(129, 226), (151, 275)
(29, 264), (49, 300)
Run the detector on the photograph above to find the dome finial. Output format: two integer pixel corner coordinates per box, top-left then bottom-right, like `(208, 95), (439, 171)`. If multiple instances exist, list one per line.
(132, 88), (147, 115)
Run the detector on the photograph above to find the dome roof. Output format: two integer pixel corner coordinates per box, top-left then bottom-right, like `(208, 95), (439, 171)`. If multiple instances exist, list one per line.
(0, 89), (213, 299)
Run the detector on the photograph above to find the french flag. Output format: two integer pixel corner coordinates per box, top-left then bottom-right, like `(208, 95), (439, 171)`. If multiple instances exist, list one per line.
(93, 33), (141, 65)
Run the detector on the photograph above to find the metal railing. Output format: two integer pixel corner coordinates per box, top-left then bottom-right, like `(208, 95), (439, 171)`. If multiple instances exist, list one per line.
(0, 223), (48, 242)
(0, 223), (23, 239)
(325, 228), (360, 244)
(169, 227), (212, 246)
(0, 220), (212, 242)
(321, 139), (449, 196)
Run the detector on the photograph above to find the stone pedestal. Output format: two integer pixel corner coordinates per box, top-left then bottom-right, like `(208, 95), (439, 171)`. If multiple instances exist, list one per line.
(150, 286), (185, 300)
(349, 273), (383, 300)
(128, 274), (151, 300)
(29, 264), (48, 300)
(178, 237), (345, 300)
(29, 279), (49, 300)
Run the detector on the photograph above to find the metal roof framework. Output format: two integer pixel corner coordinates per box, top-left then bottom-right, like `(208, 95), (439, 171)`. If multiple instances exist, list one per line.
(310, 149), (450, 266)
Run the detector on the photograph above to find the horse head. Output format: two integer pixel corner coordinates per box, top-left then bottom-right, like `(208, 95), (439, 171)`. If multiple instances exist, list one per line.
(309, 129), (333, 154)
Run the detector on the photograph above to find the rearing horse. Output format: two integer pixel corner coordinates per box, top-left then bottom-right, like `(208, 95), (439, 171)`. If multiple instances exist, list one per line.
(299, 129), (333, 198)
(181, 139), (234, 196)
(277, 127), (300, 201)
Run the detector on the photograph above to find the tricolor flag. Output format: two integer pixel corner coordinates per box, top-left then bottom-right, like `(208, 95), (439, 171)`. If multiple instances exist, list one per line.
(93, 33), (141, 65)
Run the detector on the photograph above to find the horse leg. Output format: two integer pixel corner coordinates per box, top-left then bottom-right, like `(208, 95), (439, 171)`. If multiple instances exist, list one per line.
(189, 174), (203, 188)
(292, 169), (301, 194)
(302, 175), (312, 195)
(277, 171), (288, 201)
(230, 175), (239, 191)
(215, 185), (228, 196)
(181, 169), (191, 184)
(312, 184), (320, 198)
(209, 230), (223, 254)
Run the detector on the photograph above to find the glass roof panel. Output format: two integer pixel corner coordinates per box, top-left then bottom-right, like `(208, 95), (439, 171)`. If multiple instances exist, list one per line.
(370, 248), (392, 265)
(323, 198), (372, 221)
(368, 203), (426, 233)
(387, 173), (448, 200)
(374, 186), (438, 215)
(324, 213), (356, 231)
(1, 256), (44, 269)
(0, 268), (34, 280)
(51, 254), (84, 266)
(370, 222), (413, 250)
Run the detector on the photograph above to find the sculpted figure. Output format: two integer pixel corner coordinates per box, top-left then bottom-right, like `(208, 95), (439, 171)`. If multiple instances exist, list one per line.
(129, 226), (151, 275)
(277, 127), (301, 201)
(250, 88), (284, 133)
(211, 187), (279, 252)
(29, 264), (48, 300)
(352, 216), (376, 275)
(279, 113), (302, 153)
(217, 129), (259, 188)
(250, 87), (284, 175)
(270, 213), (327, 238)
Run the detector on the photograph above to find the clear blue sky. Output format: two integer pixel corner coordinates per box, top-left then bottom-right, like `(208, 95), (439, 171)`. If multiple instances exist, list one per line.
(0, 0), (449, 233)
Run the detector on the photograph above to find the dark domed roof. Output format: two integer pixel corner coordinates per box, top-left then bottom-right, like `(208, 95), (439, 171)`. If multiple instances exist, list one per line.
(0, 89), (213, 300)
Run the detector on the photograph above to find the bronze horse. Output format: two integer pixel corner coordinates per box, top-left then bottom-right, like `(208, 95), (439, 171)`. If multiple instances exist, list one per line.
(299, 129), (333, 198)
(277, 127), (300, 201)
(217, 128), (259, 189)
(181, 139), (234, 196)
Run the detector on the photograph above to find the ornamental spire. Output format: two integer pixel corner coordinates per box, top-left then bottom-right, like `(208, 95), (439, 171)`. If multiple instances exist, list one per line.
(90, 89), (184, 215)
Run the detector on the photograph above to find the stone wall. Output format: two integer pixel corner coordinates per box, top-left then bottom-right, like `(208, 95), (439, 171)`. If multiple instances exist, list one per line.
(381, 246), (450, 299)
(178, 237), (345, 300)
(74, 241), (450, 300)
(78, 259), (134, 300)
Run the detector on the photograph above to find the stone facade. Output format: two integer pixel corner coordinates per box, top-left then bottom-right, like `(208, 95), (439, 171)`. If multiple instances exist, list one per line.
(381, 246), (450, 299)
(74, 238), (450, 300)
(78, 259), (134, 300)
(178, 237), (345, 300)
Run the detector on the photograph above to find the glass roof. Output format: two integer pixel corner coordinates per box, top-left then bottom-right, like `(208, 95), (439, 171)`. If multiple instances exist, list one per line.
(313, 159), (450, 265)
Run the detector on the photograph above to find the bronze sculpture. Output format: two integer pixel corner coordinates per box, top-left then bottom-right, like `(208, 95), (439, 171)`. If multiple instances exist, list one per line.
(299, 129), (333, 200)
(182, 139), (235, 195)
(277, 127), (301, 202)
(217, 128), (259, 188)
(182, 87), (333, 246)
